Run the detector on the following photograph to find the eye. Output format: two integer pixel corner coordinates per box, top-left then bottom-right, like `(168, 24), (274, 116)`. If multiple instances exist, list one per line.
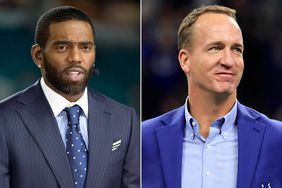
(81, 44), (93, 52)
(208, 46), (221, 52)
(56, 44), (68, 52)
(232, 47), (243, 55)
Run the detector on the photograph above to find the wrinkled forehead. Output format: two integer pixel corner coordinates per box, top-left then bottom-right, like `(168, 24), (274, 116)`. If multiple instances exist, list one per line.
(47, 20), (94, 45)
(192, 13), (243, 45)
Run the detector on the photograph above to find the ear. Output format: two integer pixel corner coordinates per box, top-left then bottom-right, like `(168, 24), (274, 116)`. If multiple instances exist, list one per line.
(178, 49), (191, 74)
(31, 44), (43, 68)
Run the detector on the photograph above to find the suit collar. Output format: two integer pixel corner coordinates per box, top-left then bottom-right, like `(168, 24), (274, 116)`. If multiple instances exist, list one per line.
(85, 91), (112, 188)
(155, 103), (266, 188)
(156, 106), (185, 188)
(16, 81), (74, 188)
(16, 82), (116, 188)
(236, 102), (266, 188)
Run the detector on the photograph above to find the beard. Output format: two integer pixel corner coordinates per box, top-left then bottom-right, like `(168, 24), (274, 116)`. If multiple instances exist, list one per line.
(42, 54), (93, 96)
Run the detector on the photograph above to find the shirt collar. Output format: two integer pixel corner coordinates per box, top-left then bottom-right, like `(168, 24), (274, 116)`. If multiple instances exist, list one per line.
(40, 78), (89, 117)
(184, 97), (238, 140)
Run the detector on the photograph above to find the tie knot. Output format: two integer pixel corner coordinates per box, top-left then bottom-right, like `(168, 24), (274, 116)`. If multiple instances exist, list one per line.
(65, 105), (82, 126)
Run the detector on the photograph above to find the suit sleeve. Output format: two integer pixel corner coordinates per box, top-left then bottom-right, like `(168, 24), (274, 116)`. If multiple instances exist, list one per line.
(122, 108), (140, 188)
(0, 115), (10, 188)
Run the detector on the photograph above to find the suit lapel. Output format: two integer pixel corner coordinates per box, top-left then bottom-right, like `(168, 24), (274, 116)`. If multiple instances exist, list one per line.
(85, 92), (112, 188)
(236, 103), (266, 188)
(17, 83), (74, 188)
(156, 107), (185, 188)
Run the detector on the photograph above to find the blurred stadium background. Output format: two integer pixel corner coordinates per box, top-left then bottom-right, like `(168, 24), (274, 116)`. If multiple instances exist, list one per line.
(1, 0), (282, 121)
(142, 0), (282, 121)
(0, 0), (140, 113)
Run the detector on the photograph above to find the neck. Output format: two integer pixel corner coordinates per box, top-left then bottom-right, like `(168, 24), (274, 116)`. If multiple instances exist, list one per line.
(188, 88), (236, 138)
(60, 93), (84, 102)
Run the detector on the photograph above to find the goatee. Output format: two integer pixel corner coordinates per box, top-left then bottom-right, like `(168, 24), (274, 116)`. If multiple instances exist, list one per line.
(42, 54), (93, 95)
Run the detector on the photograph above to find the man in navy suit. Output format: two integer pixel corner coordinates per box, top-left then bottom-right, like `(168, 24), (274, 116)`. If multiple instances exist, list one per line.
(142, 5), (282, 188)
(0, 6), (139, 188)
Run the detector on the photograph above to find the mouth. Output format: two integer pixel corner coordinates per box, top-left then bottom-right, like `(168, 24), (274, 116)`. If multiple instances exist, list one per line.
(215, 72), (235, 81)
(64, 67), (86, 82)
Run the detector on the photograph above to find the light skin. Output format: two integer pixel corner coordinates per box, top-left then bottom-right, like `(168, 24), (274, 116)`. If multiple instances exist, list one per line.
(31, 20), (95, 102)
(178, 13), (244, 138)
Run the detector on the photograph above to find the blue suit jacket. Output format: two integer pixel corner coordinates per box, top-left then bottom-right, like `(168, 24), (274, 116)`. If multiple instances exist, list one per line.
(0, 81), (140, 188)
(142, 103), (282, 188)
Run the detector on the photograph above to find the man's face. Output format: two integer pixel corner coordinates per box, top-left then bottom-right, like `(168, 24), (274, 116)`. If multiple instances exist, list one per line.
(41, 20), (95, 95)
(181, 13), (244, 97)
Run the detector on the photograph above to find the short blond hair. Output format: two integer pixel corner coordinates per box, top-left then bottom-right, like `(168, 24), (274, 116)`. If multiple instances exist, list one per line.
(178, 5), (237, 51)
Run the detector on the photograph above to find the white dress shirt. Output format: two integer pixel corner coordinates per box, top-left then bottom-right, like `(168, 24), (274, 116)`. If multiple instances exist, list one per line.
(40, 78), (89, 148)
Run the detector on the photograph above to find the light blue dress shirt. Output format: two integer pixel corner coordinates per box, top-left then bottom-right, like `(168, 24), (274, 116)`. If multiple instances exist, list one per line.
(40, 78), (89, 149)
(181, 99), (238, 188)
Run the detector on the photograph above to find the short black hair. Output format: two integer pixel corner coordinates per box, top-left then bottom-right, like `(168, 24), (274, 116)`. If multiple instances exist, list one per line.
(35, 6), (95, 48)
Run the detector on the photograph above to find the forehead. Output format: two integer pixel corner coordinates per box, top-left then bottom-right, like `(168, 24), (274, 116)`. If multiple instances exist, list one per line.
(47, 20), (94, 43)
(192, 13), (243, 45)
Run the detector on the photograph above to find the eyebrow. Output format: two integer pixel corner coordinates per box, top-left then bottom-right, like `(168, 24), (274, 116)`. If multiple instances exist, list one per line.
(232, 43), (244, 50)
(52, 40), (94, 46)
(204, 41), (224, 50)
(206, 41), (244, 49)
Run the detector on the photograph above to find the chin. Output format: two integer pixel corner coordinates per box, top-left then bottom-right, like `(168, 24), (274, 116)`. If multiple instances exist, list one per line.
(218, 89), (236, 97)
(213, 86), (236, 96)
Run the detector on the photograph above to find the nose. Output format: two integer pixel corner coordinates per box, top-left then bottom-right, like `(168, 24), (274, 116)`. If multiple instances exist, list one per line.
(67, 46), (81, 63)
(219, 50), (235, 68)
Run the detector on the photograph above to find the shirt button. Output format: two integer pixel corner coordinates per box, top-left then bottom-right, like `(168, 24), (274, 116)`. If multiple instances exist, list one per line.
(206, 171), (211, 176)
(206, 144), (211, 149)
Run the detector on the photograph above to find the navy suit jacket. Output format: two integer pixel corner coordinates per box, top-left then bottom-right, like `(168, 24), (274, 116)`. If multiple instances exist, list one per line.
(142, 102), (282, 188)
(0, 81), (140, 188)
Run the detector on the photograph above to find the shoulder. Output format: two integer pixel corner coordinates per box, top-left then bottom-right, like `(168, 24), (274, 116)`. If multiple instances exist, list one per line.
(142, 106), (184, 133)
(238, 102), (282, 133)
(88, 89), (137, 116)
(0, 82), (40, 113)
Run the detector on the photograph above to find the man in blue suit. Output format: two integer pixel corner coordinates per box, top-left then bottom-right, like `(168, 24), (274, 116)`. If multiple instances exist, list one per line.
(0, 6), (139, 188)
(142, 5), (282, 188)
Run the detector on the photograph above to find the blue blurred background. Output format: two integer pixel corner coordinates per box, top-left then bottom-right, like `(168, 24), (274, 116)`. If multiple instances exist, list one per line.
(0, 0), (140, 113)
(142, 0), (282, 121)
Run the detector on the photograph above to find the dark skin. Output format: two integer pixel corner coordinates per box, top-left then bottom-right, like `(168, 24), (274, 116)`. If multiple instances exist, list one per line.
(31, 20), (95, 102)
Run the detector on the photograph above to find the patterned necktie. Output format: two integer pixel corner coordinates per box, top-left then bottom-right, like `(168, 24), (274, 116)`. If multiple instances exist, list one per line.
(65, 105), (88, 188)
